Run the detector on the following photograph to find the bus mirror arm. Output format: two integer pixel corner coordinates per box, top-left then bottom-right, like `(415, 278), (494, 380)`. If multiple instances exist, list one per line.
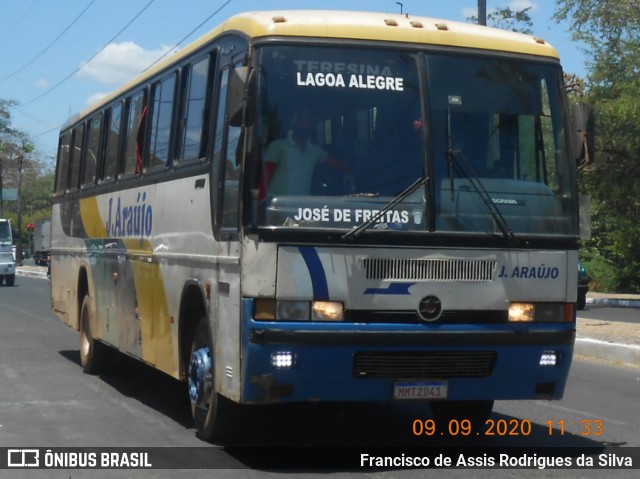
(228, 66), (256, 127)
(572, 102), (595, 170)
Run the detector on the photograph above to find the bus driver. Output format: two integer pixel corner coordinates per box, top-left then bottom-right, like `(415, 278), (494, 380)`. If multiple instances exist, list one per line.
(260, 111), (349, 198)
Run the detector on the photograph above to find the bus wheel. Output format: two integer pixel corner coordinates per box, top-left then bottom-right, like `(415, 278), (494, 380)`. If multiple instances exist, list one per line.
(430, 400), (494, 431)
(5, 274), (15, 286)
(79, 294), (108, 374)
(188, 317), (226, 441)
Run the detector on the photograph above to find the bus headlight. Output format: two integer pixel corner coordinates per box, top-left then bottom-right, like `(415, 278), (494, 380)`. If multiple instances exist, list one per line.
(277, 301), (310, 321)
(508, 303), (574, 322)
(254, 299), (344, 321)
(508, 303), (534, 322)
(312, 301), (344, 321)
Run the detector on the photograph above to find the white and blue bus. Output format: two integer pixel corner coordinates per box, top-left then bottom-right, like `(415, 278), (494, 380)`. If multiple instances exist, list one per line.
(51, 10), (592, 440)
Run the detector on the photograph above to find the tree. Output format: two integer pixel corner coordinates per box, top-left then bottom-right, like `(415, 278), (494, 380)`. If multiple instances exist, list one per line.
(0, 99), (53, 255)
(468, 3), (534, 34)
(556, 1), (640, 292)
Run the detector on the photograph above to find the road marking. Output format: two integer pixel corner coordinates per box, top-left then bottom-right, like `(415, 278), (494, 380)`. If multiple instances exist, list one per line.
(576, 336), (640, 350)
(2, 303), (53, 322)
(534, 401), (626, 425)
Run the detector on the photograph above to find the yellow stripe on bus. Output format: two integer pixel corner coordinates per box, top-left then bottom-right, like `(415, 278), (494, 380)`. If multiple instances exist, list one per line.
(79, 196), (107, 238)
(123, 239), (177, 378)
(77, 197), (176, 377)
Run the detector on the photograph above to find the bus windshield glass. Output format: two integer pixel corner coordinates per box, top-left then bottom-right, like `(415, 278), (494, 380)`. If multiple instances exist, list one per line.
(254, 45), (577, 238)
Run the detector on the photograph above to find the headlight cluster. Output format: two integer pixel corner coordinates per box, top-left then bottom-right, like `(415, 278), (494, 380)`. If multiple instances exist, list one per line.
(508, 303), (574, 323)
(255, 299), (344, 321)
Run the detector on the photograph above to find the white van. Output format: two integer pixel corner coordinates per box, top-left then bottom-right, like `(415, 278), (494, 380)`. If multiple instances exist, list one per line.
(0, 219), (16, 286)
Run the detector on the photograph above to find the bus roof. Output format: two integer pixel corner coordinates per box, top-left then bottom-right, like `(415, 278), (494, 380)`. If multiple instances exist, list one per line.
(63, 10), (559, 130)
(221, 10), (559, 57)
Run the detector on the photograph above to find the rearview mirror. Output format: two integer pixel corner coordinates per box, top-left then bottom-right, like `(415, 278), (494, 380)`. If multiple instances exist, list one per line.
(572, 102), (595, 169)
(227, 66), (255, 127)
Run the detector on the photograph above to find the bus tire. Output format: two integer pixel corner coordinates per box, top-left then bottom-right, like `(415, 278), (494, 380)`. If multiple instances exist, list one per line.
(188, 316), (228, 441)
(577, 291), (587, 310)
(5, 274), (15, 286)
(79, 294), (108, 374)
(430, 400), (494, 430)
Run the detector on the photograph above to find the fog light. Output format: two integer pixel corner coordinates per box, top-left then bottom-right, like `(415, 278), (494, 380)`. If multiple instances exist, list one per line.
(271, 351), (296, 369)
(540, 351), (558, 367)
(508, 302), (534, 322)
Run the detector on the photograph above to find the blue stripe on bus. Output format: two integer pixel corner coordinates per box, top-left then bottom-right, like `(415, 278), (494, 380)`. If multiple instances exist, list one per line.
(298, 246), (329, 300)
(364, 282), (416, 295)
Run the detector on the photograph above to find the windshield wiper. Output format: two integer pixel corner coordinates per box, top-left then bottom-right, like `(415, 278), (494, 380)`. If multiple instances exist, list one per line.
(341, 176), (429, 241)
(447, 148), (517, 245)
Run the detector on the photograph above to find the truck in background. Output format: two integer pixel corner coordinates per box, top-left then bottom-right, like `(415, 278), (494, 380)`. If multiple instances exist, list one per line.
(33, 219), (51, 266)
(0, 218), (16, 286)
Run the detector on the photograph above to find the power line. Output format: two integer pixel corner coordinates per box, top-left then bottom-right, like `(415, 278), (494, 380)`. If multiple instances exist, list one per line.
(28, 0), (231, 141)
(0, 0), (97, 82)
(18, 0), (156, 109)
(15, 107), (57, 129)
(144, 0), (233, 72)
(0, 0), (42, 45)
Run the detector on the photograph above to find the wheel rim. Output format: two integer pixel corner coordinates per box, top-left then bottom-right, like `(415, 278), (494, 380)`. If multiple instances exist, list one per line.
(188, 346), (212, 410)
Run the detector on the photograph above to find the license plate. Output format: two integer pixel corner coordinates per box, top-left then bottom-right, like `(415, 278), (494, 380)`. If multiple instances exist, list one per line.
(393, 380), (448, 400)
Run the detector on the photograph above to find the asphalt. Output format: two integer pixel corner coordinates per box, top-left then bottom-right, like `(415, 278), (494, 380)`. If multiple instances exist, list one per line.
(13, 265), (640, 369)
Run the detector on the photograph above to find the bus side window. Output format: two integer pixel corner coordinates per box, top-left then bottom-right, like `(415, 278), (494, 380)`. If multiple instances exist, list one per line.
(177, 56), (212, 163)
(82, 113), (102, 188)
(68, 124), (84, 191)
(103, 102), (123, 182)
(213, 68), (242, 231)
(55, 132), (71, 194)
(148, 73), (177, 169)
(122, 90), (146, 176)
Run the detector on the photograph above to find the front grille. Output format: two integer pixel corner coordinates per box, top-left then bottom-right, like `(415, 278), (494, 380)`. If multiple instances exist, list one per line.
(353, 351), (497, 379)
(363, 258), (496, 282)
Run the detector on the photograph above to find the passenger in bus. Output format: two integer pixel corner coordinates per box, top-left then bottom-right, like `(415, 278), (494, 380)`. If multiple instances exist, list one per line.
(259, 111), (349, 198)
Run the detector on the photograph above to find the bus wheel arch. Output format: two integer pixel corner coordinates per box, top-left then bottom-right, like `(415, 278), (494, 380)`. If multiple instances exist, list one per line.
(178, 283), (209, 379)
(179, 283), (230, 441)
(77, 267), (89, 330)
(79, 292), (108, 374)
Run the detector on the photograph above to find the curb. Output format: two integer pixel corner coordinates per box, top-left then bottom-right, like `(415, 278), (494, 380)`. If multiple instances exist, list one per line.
(15, 268), (49, 279)
(575, 337), (640, 368)
(586, 297), (640, 309)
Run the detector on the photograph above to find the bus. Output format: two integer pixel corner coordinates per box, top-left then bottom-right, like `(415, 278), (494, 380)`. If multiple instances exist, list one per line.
(51, 10), (593, 440)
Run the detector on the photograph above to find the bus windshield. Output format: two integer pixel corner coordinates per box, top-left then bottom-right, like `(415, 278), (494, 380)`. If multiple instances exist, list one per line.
(253, 45), (577, 238)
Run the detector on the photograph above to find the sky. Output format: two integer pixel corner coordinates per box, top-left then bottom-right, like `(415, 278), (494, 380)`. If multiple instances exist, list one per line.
(0, 0), (587, 163)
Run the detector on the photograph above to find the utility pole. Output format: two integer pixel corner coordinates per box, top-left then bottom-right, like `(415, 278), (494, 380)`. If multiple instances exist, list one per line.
(15, 141), (33, 265)
(478, 0), (487, 26)
(15, 151), (24, 265)
(0, 141), (4, 217)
